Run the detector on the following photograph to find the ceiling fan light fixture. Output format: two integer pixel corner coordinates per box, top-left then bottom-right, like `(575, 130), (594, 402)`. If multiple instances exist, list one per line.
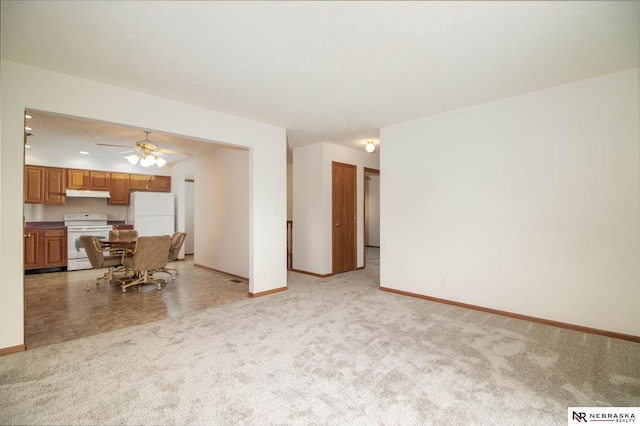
(140, 153), (155, 167)
(126, 154), (140, 165)
(155, 156), (167, 167)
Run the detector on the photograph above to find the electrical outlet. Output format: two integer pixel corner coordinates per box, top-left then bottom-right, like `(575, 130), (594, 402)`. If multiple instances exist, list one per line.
(441, 276), (447, 286)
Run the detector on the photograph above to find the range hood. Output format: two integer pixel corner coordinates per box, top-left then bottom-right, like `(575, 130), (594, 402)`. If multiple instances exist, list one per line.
(65, 189), (111, 199)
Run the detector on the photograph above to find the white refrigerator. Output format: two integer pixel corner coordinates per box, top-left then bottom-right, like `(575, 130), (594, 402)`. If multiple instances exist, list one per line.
(128, 191), (175, 237)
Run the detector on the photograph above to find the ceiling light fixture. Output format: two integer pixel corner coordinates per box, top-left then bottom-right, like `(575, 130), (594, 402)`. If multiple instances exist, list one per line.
(79, 151), (89, 155)
(365, 140), (376, 153)
(155, 157), (167, 168)
(125, 153), (166, 167)
(139, 153), (156, 167)
(25, 114), (32, 119)
(121, 132), (169, 168)
(125, 154), (140, 165)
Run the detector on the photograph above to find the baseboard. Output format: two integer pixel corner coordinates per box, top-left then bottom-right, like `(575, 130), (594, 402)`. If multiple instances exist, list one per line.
(193, 264), (248, 281)
(248, 286), (287, 298)
(379, 287), (640, 343)
(0, 344), (26, 356)
(290, 269), (334, 278)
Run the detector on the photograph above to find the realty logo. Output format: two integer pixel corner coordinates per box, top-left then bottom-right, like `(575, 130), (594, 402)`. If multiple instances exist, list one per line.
(572, 411), (587, 422)
(568, 407), (639, 424)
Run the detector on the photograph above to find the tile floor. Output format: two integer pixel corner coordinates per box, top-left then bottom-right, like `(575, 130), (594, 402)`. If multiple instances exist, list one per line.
(24, 255), (249, 349)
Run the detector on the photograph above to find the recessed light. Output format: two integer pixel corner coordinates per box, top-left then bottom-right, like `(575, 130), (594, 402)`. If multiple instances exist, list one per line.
(25, 126), (32, 131)
(79, 151), (89, 155)
(25, 114), (32, 119)
(25, 145), (31, 148)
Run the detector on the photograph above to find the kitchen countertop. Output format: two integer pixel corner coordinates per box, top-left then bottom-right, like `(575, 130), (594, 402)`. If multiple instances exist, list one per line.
(25, 221), (127, 229)
(25, 222), (65, 229)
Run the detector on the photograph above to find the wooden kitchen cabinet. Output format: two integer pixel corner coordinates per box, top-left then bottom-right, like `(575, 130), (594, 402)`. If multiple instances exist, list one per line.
(67, 169), (110, 191)
(24, 229), (42, 269)
(24, 228), (67, 271)
(26, 166), (170, 206)
(90, 171), (110, 190)
(109, 173), (130, 205)
(24, 166), (66, 204)
(130, 174), (171, 192)
(66, 169), (89, 189)
(150, 175), (171, 192)
(129, 174), (152, 191)
(44, 167), (66, 204)
(43, 229), (67, 268)
(25, 166), (45, 203)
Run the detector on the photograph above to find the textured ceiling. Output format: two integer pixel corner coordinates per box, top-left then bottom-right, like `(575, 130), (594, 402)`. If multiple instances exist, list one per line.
(2, 1), (639, 155)
(24, 110), (223, 164)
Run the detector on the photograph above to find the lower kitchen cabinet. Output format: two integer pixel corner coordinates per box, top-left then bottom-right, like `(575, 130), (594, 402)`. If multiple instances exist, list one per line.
(24, 230), (42, 269)
(24, 228), (67, 271)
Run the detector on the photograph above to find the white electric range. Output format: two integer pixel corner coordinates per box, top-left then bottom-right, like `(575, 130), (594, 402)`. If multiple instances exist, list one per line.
(64, 213), (113, 271)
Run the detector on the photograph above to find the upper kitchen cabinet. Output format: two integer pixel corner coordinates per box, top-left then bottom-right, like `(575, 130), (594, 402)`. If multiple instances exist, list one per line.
(129, 174), (151, 191)
(130, 174), (171, 192)
(24, 166), (44, 203)
(108, 173), (130, 205)
(44, 167), (66, 204)
(151, 175), (171, 192)
(24, 165), (66, 204)
(67, 169), (110, 191)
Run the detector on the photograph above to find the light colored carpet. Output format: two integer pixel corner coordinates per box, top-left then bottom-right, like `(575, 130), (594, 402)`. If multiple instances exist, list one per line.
(1, 248), (639, 425)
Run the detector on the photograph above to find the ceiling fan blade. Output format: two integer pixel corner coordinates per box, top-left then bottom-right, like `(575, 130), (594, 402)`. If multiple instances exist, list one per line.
(158, 148), (193, 156)
(115, 149), (136, 155)
(97, 143), (136, 148)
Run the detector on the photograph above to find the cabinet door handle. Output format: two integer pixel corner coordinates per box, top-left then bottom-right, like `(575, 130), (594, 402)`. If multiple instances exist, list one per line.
(24, 233), (31, 238)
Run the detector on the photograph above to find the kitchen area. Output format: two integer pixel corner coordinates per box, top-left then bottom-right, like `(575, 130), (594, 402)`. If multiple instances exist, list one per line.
(24, 164), (173, 274)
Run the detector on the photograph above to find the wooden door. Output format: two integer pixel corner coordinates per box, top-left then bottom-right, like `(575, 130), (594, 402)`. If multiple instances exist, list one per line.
(332, 162), (357, 274)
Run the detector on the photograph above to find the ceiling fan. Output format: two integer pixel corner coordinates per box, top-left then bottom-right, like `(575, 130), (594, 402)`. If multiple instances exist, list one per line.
(97, 131), (192, 167)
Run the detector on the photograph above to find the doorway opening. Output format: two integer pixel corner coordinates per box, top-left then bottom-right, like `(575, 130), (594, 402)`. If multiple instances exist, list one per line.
(21, 109), (250, 349)
(364, 167), (380, 269)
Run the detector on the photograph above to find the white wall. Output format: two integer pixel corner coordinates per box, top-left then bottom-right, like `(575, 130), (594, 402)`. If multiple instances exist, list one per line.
(184, 181), (195, 255)
(292, 144), (325, 273)
(194, 148), (249, 277)
(380, 69), (640, 336)
(0, 60), (287, 350)
(24, 198), (128, 223)
(292, 142), (380, 275)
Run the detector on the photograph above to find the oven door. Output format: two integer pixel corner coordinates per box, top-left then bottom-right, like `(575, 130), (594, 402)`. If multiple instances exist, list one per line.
(67, 227), (112, 270)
